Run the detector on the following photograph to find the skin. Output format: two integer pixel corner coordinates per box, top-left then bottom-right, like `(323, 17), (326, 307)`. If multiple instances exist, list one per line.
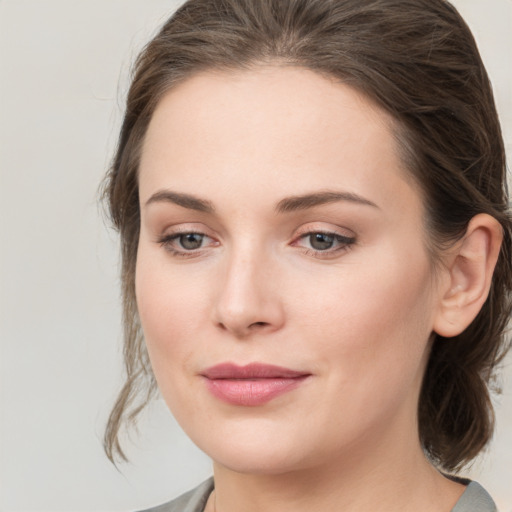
(136, 66), (470, 511)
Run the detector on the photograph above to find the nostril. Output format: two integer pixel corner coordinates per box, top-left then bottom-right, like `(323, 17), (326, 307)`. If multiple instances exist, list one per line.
(249, 321), (268, 328)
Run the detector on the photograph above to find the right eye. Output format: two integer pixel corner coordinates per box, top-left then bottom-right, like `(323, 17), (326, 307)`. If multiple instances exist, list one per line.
(157, 231), (217, 256)
(175, 232), (206, 250)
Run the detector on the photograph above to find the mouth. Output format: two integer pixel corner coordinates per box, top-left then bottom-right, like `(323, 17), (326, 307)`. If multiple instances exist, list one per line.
(200, 363), (311, 406)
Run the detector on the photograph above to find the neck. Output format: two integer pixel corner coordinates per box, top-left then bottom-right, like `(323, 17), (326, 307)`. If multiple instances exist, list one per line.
(209, 421), (465, 512)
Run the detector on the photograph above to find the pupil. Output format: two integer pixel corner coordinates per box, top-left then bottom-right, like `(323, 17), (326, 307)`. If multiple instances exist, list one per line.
(310, 233), (334, 250)
(180, 233), (203, 250)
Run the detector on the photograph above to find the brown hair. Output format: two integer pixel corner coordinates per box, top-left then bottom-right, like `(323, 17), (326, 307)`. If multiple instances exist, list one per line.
(103, 0), (512, 472)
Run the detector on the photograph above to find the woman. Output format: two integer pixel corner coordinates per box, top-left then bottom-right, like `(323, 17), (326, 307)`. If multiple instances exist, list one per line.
(103, 0), (512, 510)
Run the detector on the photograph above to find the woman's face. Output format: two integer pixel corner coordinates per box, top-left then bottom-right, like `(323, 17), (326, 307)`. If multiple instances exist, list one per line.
(136, 67), (444, 474)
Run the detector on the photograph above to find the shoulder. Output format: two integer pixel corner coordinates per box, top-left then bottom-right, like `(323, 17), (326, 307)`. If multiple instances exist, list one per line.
(137, 478), (214, 512)
(451, 481), (497, 512)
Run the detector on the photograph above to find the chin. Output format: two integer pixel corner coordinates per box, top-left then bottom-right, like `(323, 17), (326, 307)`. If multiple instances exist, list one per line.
(186, 420), (330, 476)
(211, 446), (309, 475)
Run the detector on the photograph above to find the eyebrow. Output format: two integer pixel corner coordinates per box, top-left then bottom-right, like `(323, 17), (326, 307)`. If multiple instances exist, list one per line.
(276, 191), (379, 213)
(144, 190), (214, 213)
(144, 189), (378, 213)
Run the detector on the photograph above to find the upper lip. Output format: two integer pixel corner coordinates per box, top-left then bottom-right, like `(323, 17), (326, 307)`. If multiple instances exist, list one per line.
(201, 363), (310, 379)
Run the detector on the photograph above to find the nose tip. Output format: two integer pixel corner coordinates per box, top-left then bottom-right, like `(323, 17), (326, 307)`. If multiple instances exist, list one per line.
(212, 256), (285, 339)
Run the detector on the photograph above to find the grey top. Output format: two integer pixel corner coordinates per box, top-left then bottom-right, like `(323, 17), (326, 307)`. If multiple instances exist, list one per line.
(139, 477), (497, 512)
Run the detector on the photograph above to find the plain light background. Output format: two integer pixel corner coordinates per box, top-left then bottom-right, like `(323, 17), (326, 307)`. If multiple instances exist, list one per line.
(0, 1), (511, 511)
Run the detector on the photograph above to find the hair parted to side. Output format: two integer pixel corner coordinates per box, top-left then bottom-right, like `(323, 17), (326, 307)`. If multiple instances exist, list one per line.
(102, 0), (512, 471)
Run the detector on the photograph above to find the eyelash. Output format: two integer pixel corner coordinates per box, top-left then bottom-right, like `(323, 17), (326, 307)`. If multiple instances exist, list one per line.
(156, 229), (356, 259)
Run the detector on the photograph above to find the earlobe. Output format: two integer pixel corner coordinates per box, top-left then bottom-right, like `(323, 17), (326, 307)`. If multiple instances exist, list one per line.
(433, 214), (503, 338)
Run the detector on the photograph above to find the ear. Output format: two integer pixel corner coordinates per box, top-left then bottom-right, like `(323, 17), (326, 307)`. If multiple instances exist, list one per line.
(433, 214), (503, 338)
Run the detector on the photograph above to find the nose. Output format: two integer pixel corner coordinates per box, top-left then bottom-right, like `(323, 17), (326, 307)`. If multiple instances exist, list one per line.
(212, 246), (285, 338)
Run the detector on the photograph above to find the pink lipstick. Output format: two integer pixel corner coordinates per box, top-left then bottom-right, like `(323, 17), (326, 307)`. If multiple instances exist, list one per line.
(201, 363), (310, 406)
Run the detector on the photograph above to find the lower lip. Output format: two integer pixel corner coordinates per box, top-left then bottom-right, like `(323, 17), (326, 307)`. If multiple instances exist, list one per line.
(204, 376), (309, 406)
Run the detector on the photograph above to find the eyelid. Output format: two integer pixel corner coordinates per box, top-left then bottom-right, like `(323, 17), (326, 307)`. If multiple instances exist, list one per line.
(293, 223), (356, 240)
(156, 222), (218, 241)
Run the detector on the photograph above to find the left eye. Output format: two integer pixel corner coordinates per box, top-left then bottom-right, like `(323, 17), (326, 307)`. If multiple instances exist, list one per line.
(297, 232), (355, 252)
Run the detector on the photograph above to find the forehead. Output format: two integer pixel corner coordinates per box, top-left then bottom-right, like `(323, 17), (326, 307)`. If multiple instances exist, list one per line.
(139, 66), (419, 215)
(142, 66), (394, 163)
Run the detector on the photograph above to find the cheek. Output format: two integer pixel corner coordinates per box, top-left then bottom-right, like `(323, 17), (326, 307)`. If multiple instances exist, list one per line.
(287, 255), (435, 452)
(135, 247), (207, 378)
(299, 254), (431, 331)
(294, 244), (435, 386)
